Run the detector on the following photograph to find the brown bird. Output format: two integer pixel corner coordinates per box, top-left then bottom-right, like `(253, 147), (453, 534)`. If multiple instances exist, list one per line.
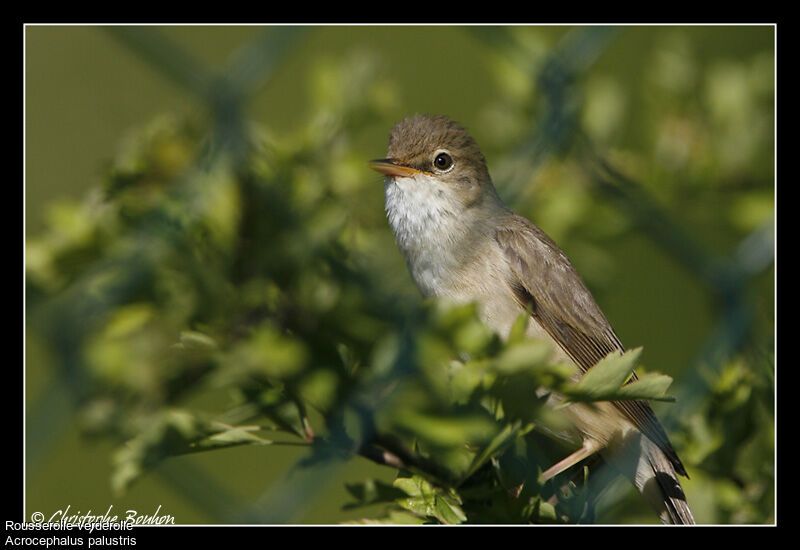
(369, 114), (695, 524)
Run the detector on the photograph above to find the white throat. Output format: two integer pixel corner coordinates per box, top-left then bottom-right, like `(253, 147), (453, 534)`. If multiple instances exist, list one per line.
(384, 174), (471, 297)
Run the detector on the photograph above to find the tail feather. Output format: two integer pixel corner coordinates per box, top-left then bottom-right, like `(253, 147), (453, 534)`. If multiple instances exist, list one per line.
(629, 435), (695, 524)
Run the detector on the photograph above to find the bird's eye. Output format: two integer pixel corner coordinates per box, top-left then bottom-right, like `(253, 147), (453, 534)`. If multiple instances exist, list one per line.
(433, 152), (453, 171)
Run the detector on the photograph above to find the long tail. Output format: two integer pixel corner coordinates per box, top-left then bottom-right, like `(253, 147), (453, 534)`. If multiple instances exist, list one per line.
(627, 435), (695, 524)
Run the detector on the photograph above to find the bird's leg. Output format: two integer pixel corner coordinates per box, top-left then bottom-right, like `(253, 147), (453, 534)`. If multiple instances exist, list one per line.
(541, 439), (602, 482)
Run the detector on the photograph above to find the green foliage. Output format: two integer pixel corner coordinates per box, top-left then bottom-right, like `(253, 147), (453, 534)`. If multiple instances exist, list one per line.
(565, 348), (675, 403)
(26, 29), (774, 524)
(675, 357), (774, 524)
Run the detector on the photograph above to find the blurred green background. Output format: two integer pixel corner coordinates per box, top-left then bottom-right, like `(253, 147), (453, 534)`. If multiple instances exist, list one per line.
(25, 25), (774, 524)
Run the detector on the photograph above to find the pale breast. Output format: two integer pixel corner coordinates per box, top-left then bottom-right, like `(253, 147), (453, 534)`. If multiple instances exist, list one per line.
(384, 174), (472, 297)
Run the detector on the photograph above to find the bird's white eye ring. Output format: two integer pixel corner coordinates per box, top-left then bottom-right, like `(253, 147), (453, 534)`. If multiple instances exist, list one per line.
(433, 151), (454, 172)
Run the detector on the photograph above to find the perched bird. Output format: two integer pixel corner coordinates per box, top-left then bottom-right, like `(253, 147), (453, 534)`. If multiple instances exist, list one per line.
(369, 114), (694, 524)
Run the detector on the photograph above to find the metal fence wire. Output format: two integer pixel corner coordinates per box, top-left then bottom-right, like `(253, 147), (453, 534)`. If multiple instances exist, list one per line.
(25, 25), (775, 524)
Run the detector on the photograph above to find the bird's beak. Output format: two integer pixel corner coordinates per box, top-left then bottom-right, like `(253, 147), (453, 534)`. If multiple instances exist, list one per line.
(368, 158), (423, 178)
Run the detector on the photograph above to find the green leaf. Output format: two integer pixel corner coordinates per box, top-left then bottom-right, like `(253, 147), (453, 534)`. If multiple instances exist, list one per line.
(560, 348), (676, 403)
(227, 321), (309, 380)
(561, 347), (642, 402)
(175, 330), (218, 352)
(435, 494), (468, 524)
(532, 499), (559, 522)
(259, 392), (314, 440)
(575, 348), (641, 397)
(343, 479), (407, 509)
(393, 475), (427, 498)
(506, 310), (531, 345)
(461, 421), (523, 481)
(111, 409), (203, 495)
(393, 475), (467, 524)
(492, 339), (553, 375)
(190, 422), (273, 451)
(445, 359), (490, 403)
(110, 412), (273, 495)
(393, 411), (498, 448)
(614, 372), (675, 402)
